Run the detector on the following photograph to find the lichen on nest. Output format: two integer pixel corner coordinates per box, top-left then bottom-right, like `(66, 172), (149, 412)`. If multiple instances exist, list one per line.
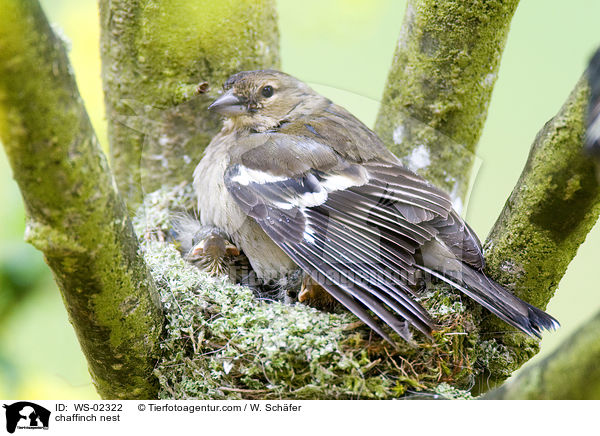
(133, 185), (509, 399)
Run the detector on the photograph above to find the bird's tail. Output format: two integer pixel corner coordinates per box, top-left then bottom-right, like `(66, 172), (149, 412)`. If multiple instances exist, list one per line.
(417, 264), (559, 338)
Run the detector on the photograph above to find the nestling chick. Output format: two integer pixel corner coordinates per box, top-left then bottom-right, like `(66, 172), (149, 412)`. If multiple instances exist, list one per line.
(171, 215), (240, 276)
(194, 69), (559, 344)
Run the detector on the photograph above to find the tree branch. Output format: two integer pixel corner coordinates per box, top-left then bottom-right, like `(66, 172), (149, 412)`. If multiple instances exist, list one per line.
(479, 76), (600, 387)
(375, 0), (519, 206)
(0, 0), (163, 399)
(100, 0), (280, 207)
(483, 308), (600, 399)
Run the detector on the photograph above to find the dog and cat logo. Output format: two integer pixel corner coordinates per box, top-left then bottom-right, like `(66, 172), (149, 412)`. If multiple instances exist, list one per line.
(2, 402), (50, 433)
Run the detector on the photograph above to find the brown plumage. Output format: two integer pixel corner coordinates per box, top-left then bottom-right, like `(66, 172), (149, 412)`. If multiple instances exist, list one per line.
(193, 69), (559, 344)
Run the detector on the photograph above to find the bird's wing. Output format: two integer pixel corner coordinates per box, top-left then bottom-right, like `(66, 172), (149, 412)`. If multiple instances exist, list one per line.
(224, 131), (484, 342)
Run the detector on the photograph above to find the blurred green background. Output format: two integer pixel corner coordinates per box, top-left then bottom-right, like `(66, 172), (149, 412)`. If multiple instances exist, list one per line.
(1, 0), (599, 399)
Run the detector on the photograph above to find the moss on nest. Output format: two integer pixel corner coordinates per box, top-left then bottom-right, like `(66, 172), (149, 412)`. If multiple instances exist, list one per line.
(133, 185), (516, 399)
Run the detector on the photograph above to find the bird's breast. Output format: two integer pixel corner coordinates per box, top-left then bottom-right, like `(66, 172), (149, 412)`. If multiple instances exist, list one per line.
(193, 139), (297, 279)
(194, 142), (246, 234)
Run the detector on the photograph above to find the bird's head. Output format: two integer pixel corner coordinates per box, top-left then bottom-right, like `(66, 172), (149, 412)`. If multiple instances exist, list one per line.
(208, 70), (325, 131)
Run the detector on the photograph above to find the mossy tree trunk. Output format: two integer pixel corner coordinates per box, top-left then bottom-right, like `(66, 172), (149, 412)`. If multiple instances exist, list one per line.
(479, 78), (600, 388)
(0, 0), (163, 399)
(100, 0), (280, 208)
(375, 0), (520, 208)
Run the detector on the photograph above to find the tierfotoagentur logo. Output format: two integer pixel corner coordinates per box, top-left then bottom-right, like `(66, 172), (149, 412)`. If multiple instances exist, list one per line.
(2, 402), (50, 434)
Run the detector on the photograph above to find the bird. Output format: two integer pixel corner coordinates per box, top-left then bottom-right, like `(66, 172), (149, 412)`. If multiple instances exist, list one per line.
(193, 69), (559, 344)
(171, 215), (241, 276)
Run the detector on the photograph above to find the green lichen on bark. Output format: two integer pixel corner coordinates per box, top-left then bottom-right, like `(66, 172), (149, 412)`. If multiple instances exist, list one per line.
(100, 0), (280, 208)
(374, 0), (519, 202)
(484, 308), (600, 399)
(0, 0), (163, 399)
(480, 77), (600, 387)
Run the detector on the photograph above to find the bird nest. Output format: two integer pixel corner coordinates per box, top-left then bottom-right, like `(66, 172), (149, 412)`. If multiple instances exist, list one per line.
(133, 184), (517, 399)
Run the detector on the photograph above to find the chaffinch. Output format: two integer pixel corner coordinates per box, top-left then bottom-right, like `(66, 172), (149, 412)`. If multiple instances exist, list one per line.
(193, 69), (559, 343)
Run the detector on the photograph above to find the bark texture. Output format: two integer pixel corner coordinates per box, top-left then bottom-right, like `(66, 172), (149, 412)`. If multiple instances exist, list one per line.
(478, 77), (600, 388)
(0, 0), (163, 399)
(375, 0), (519, 207)
(100, 0), (280, 208)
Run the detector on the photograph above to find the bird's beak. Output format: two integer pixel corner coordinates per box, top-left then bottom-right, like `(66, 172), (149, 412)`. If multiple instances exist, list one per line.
(208, 89), (246, 116)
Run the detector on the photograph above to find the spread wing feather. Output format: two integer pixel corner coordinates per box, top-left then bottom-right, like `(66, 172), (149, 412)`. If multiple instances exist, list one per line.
(283, 242), (415, 342)
(224, 156), (451, 340)
(298, 209), (434, 334)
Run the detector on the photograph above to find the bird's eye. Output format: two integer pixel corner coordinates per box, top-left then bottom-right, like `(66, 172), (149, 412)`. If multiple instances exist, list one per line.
(261, 85), (274, 98)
